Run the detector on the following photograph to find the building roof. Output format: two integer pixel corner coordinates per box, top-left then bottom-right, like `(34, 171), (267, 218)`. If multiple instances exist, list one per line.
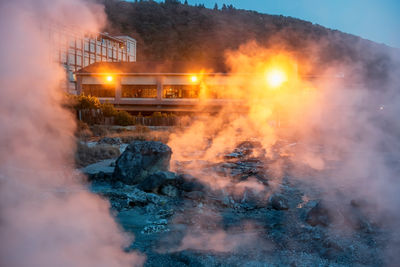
(75, 61), (229, 75)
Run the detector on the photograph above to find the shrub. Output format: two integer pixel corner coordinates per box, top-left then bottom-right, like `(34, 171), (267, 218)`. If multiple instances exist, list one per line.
(114, 110), (134, 126)
(152, 111), (162, 117)
(75, 95), (101, 110)
(101, 102), (118, 117)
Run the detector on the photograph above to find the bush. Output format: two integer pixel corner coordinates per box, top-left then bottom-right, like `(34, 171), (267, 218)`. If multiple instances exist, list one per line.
(114, 110), (134, 126)
(152, 111), (162, 117)
(75, 95), (101, 110)
(101, 102), (118, 117)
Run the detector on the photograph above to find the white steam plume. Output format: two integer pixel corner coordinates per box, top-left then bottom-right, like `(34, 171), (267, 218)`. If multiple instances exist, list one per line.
(0, 0), (144, 266)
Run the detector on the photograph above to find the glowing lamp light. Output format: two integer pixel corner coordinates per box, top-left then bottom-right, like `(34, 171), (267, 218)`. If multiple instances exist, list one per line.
(190, 75), (198, 83)
(106, 75), (113, 82)
(266, 69), (287, 88)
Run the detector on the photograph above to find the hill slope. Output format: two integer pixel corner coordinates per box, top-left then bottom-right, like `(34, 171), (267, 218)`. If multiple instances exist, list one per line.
(102, 0), (398, 86)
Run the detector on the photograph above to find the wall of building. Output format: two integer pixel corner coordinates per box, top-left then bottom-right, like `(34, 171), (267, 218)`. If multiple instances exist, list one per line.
(45, 24), (137, 94)
(80, 74), (232, 101)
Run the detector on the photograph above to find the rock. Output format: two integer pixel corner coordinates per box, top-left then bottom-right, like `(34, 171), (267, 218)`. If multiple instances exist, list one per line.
(306, 201), (332, 227)
(177, 174), (205, 192)
(98, 137), (122, 145)
(81, 158), (116, 181)
(137, 171), (177, 192)
(269, 193), (289, 210)
(184, 191), (205, 201)
(160, 185), (179, 197)
(224, 152), (242, 159)
(113, 141), (172, 185)
(126, 188), (168, 207)
(141, 224), (170, 234)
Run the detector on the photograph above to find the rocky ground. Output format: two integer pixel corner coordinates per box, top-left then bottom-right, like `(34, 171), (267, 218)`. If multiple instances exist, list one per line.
(81, 137), (388, 266)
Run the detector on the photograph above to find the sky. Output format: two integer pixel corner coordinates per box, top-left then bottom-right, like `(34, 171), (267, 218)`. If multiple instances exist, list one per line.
(154, 0), (400, 48)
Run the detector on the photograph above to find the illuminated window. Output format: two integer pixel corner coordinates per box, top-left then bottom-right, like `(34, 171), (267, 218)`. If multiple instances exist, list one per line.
(163, 85), (200, 99)
(121, 85), (157, 98)
(82, 84), (115, 97)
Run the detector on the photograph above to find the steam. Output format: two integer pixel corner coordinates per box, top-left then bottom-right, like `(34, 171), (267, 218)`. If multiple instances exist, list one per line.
(0, 0), (143, 266)
(167, 40), (400, 257)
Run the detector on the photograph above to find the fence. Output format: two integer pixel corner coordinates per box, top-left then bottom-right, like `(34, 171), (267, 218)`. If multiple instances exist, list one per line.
(78, 109), (189, 126)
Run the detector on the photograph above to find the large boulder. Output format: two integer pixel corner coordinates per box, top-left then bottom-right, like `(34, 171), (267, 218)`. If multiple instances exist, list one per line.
(113, 141), (172, 184)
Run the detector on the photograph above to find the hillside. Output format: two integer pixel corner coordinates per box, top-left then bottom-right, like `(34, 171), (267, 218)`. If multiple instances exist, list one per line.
(102, 0), (399, 87)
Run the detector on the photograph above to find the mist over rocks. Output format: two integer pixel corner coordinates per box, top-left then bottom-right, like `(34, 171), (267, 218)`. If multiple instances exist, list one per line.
(82, 138), (387, 266)
(113, 141), (172, 185)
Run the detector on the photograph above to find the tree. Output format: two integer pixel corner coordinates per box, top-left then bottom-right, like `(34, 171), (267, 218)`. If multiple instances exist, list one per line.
(184, 0), (188, 4)
(213, 3), (218, 10)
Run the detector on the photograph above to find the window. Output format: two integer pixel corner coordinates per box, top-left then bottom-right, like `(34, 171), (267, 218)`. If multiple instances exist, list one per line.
(82, 84), (115, 98)
(68, 53), (75, 65)
(90, 42), (95, 53)
(129, 43), (135, 56)
(121, 85), (157, 98)
(163, 85), (199, 99)
(84, 56), (89, 67)
(89, 54), (95, 64)
(76, 55), (82, 66)
(84, 41), (89, 51)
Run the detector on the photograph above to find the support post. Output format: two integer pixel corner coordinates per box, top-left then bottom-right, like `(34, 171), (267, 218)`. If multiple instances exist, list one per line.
(115, 76), (121, 102)
(157, 76), (163, 102)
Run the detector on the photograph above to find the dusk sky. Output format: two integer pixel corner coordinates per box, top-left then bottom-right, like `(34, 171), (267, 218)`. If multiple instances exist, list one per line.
(152, 0), (400, 48)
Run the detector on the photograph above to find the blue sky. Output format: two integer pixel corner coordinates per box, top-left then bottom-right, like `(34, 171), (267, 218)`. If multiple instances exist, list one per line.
(151, 0), (400, 48)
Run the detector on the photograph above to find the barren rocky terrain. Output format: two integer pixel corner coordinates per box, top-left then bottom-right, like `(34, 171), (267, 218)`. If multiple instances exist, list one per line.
(81, 138), (387, 266)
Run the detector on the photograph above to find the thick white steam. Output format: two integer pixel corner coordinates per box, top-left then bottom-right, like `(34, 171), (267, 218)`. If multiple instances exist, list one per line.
(0, 0), (144, 266)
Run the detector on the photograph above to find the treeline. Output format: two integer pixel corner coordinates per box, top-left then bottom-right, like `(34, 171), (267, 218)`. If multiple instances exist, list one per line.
(101, 0), (399, 88)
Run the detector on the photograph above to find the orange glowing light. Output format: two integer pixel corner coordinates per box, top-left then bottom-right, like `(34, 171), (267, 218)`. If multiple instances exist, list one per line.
(266, 69), (287, 88)
(106, 76), (113, 82)
(190, 75), (198, 83)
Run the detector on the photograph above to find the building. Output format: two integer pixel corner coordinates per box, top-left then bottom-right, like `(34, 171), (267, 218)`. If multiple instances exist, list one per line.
(75, 61), (245, 113)
(47, 24), (137, 93)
